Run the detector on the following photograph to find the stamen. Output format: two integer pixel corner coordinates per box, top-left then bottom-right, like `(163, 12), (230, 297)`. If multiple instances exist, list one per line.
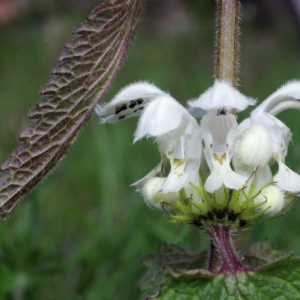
(217, 108), (228, 116)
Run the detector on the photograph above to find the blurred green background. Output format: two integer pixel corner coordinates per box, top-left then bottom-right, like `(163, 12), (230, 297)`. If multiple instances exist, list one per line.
(0, 0), (300, 299)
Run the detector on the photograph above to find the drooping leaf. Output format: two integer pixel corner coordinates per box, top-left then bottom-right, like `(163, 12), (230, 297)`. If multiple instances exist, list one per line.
(0, 0), (145, 221)
(151, 256), (300, 299)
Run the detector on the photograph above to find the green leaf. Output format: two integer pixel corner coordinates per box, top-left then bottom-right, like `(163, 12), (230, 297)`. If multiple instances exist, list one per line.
(150, 256), (300, 299)
(138, 243), (208, 297)
(243, 239), (290, 268)
(0, 0), (145, 221)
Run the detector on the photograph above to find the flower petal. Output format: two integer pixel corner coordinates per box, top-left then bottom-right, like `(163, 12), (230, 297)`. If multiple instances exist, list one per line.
(186, 103), (207, 118)
(250, 112), (292, 161)
(134, 96), (192, 142)
(188, 80), (256, 111)
(201, 111), (240, 153)
(274, 161), (300, 193)
(184, 122), (202, 184)
(95, 81), (166, 123)
(131, 161), (164, 191)
(161, 120), (202, 193)
(254, 185), (284, 215)
(255, 164), (273, 189)
(162, 161), (190, 193)
(252, 81), (300, 115)
(204, 152), (246, 192)
(142, 177), (180, 210)
(233, 124), (272, 171)
(268, 101), (300, 116)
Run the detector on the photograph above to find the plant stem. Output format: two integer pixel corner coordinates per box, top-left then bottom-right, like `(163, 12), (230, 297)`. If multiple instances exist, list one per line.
(208, 1), (245, 275)
(215, 0), (240, 87)
(208, 225), (251, 274)
(208, 239), (221, 273)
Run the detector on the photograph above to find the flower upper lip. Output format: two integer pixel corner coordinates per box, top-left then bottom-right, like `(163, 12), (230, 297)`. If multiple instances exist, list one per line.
(188, 80), (256, 111)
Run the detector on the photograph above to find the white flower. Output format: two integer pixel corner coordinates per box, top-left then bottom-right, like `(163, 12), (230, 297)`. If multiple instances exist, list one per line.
(96, 81), (201, 209)
(133, 95), (201, 194)
(236, 81), (300, 193)
(189, 80), (255, 192)
(97, 79), (300, 220)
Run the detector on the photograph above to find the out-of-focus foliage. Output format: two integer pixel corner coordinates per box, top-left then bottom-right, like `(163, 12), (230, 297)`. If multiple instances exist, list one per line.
(0, 0), (299, 299)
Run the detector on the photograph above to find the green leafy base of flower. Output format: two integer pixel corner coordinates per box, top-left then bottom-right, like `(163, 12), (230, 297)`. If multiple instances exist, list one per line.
(162, 178), (296, 228)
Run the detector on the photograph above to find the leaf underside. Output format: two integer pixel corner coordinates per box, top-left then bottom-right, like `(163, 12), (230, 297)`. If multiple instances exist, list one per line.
(0, 0), (145, 221)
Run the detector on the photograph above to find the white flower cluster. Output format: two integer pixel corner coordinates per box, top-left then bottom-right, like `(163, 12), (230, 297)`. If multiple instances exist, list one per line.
(96, 80), (300, 219)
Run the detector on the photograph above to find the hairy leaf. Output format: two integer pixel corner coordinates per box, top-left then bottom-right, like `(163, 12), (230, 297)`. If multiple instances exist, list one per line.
(151, 256), (300, 299)
(142, 243), (300, 299)
(138, 243), (208, 298)
(0, 0), (145, 221)
(242, 239), (290, 268)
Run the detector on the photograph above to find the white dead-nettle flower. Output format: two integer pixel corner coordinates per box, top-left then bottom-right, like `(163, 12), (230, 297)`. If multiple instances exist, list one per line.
(96, 80), (300, 222)
(236, 81), (300, 194)
(188, 81), (256, 192)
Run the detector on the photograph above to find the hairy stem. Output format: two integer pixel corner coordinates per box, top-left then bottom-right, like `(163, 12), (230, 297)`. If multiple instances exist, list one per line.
(215, 0), (240, 87)
(209, 225), (251, 274)
(207, 0), (246, 276)
(208, 239), (221, 273)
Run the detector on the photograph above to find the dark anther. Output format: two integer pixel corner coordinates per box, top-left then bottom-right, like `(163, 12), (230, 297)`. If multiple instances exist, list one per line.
(214, 209), (226, 219)
(239, 219), (247, 227)
(217, 108), (227, 116)
(191, 218), (203, 227)
(137, 98), (143, 105)
(128, 100), (137, 109)
(133, 107), (143, 113)
(207, 211), (214, 221)
(115, 103), (127, 114)
(227, 210), (238, 222)
(118, 116), (125, 120)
